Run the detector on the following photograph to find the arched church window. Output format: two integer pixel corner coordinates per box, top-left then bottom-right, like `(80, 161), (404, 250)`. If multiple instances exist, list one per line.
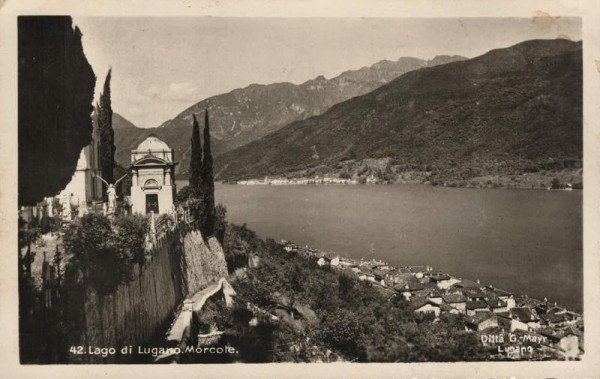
(144, 179), (160, 189)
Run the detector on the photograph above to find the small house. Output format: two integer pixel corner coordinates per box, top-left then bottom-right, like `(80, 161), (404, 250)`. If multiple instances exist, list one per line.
(430, 273), (453, 289)
(462, 287), (486, 301)
(441, 293), (467, 313)
(509, 307), (540, 331)
(486, 298), (508, 313)
(466, 300), (489, 316)
(409, 265), (430, 279)
(493, 288), (516, 309)
(317, 256), (331, 267)
(412, 297), (441, 318)
(465, 312), (499, 332)
(539, 309), (573, 327)
(427, 291), (443, 305)
(329, 256), (340, 267)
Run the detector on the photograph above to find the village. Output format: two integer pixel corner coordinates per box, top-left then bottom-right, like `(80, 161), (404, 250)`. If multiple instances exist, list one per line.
(237, 176), (362, 186)
(279, 240), (584, 360)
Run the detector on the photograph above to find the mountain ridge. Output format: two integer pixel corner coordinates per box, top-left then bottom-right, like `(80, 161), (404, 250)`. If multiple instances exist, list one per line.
(112, 54), (467, 174)
(214, 39), (582, 188)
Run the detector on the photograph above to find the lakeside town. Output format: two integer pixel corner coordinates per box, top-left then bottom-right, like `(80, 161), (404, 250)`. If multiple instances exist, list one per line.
(237, 176), (360, 186)
(234, 175), (581, 191)
(277, 240), (584, 360)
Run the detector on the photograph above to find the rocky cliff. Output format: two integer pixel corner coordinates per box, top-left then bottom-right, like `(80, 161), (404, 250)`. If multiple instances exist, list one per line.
(182, 231), (228, 296)
(70, 228), (227, 363)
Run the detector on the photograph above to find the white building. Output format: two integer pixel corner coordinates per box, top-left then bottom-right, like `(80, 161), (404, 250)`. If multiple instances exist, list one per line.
(130, 135), (178, 215)
(58, 118), (102, 215)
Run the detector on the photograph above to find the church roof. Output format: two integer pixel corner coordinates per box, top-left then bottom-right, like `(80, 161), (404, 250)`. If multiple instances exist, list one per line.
(135, 135), (171, 152)
(131, 154), (178, 167)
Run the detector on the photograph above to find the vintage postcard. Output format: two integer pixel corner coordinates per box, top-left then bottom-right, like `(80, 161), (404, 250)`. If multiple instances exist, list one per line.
(1, 0), (599, 377)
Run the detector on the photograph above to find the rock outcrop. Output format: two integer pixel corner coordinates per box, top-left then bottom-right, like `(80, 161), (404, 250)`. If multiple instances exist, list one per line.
(70, 228), (228, 363)
(182, 231), (228, 295)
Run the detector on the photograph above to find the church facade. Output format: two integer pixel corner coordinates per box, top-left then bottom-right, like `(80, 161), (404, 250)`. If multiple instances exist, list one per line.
(130, 135), (178, 215)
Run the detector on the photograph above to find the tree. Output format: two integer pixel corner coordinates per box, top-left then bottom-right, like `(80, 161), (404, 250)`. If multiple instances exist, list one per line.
(189, 114), (203, 194)
(97, 69), (115, 198)
(214, 204), (228, 244)
(18, 16), (96, 206)
(201, 109), (216, 235)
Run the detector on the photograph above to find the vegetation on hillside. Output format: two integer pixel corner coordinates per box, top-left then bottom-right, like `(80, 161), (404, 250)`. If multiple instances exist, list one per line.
(215, 221), (486, 362)
(275, 157), (583, 189)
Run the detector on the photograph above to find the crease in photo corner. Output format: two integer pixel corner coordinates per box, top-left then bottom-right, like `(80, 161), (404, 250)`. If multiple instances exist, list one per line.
(1, 1), (593, 378)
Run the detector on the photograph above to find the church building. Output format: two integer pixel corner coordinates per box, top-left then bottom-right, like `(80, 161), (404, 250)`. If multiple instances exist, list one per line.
(58, 112), (103, 211)
(130, 135), (178, 214)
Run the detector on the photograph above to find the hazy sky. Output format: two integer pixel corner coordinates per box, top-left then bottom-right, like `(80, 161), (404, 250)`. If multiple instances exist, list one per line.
(74, 17), (581, 128)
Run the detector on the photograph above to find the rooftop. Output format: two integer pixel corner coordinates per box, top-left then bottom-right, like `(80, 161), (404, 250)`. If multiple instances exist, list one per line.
(442, 293), (466, 304)
(467, 311), (496, 325)
(466, 300), (489, 310)
(431, 274), (451, 281)
(411, 296), (436, 310)
(486, 299), (507, 309)
(462, 287), (486, 299)
(510, 307), (539, 323)
(135, 135), (171, 152)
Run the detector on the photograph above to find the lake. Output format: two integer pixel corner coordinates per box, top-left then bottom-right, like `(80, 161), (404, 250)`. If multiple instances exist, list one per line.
(178, 181), (583, 311)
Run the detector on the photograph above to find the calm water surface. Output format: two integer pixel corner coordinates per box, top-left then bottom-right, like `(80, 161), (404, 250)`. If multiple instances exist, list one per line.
(179, 181), (583, 311)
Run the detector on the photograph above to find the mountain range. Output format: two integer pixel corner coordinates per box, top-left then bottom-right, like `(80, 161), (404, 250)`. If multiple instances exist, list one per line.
(214, 39), (582, 187)
(112, 55), (466, 173)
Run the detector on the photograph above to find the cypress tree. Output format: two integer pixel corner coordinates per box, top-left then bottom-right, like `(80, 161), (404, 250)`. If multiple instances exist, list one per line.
(201, 109), (216, 235)
(97, 69), (115, 198)
(189, 113), (203, 196)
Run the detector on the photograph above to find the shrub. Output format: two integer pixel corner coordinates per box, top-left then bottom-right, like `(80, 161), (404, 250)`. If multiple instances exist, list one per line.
(176, 185), (194, 204)
(222, 223), (259, 273)
(64, 213), (131, 295)
(113, 213), (149, 265)
(318, 308), (367, 360)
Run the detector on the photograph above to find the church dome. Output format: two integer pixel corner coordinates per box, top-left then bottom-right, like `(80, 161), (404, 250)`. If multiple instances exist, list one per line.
(136, 134), (171, 152)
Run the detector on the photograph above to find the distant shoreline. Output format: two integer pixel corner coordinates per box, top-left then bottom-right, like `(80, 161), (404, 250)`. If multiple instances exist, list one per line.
(217, 179), (582, 192)
(175, 177), (583, 192)
(230, 181), (582, 192)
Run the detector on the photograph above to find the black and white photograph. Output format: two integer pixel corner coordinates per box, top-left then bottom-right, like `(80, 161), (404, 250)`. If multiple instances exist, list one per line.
(2, 0), (600, 377)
